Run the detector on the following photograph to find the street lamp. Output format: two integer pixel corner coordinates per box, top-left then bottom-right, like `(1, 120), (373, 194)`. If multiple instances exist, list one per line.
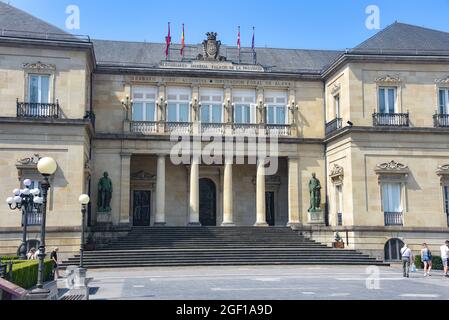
(78, 194), (90, 268)
(5, 179), (44, 260)
(32, 157), (57, 296)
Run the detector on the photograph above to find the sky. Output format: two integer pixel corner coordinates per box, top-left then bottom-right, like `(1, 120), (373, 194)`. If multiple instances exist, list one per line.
(4, 0), (449, 50)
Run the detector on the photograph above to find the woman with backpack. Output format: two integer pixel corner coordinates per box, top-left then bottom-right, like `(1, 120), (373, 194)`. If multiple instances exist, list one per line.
(421, 243), (433, 277)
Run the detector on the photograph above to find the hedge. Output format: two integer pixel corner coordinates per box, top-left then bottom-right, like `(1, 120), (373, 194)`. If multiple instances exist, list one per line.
(10, 260), (53, 289)
(414, 255), (445, 271)
(0, 256), (19, 262)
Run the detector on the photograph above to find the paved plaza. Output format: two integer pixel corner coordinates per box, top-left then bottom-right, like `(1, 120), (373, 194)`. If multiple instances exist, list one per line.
(85, 265), (449, 300)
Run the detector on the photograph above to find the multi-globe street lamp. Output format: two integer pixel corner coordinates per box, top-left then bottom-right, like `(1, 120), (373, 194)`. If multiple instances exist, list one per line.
(6, 179), (44, 260)
(78, 194), (90, 269)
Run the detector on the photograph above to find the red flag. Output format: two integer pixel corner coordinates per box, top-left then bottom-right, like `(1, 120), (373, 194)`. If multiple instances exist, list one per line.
(165, 22), (171, 59)
(237, 26), (241, 61)
(181, 24), (185, 57)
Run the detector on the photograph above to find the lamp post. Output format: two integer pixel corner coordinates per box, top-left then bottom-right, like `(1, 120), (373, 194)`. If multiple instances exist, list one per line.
(32, 157), (57, 296)
(6, 179), (44, 260)
(78, 194), (90, 268)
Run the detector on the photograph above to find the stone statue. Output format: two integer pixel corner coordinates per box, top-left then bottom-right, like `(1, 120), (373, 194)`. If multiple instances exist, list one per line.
(308, 173), (322, 212)
(97, 172), (113, 213)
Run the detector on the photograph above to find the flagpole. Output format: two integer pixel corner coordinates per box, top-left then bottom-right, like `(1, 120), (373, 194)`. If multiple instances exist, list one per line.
(237, 26), (241, 64)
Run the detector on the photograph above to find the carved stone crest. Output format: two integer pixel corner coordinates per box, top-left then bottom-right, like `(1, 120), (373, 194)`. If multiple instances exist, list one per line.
(198, 32), (226, 61)
(330, 164), (344, 185)
(22, 61), (56, 71)
(131, 171), (156, 181)
(375, 160), (409, 183)
(375, 74), (401, 84)
(376, 160), (409, 171)
(435, 76), (449, 84)
(16, 154), (41, 166)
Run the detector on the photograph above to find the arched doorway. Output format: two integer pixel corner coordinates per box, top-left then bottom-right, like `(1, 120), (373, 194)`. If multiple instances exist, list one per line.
(384, 238), (405, 261)
(199, 178), (217, 226)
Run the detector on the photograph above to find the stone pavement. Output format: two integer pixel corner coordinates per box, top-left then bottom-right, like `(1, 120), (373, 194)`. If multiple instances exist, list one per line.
(84, 265), (449, 300)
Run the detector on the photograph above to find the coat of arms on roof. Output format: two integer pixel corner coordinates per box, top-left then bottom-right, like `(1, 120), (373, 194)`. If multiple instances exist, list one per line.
(198, 32), (226, 61)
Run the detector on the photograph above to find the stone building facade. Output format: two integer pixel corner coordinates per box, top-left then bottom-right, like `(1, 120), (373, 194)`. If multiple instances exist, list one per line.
(0, 3), (448, 260)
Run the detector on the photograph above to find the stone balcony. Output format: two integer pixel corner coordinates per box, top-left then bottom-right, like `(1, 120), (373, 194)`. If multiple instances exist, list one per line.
(128, 121), (292, 137)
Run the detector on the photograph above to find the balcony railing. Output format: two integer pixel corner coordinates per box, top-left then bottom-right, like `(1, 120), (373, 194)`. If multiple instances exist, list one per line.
(265, 124), (291, 137)
(233, 123), (259, 136)
(131, 121), (159, 134)
(17, 101), (61, 119)
(384, 212), (403, 226)
(325, 118), (343, 135)
(434, 113), (449, 128)
(200, 123), (225, 135)
(26, 212), (42, 226)
(166, 122), (192, 135)
(373, 112), (409, 127)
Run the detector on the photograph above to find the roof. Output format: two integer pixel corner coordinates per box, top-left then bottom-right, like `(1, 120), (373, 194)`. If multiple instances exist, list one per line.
(0, 1), (77, 41)
(352, 22), (449, 55)
(92, 39), (343, 73)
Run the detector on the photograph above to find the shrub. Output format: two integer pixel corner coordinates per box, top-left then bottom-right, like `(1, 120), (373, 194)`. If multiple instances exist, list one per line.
(10, 260), (53, 289)
(0, 256), (19, 261)
(414, 255), (444, 271)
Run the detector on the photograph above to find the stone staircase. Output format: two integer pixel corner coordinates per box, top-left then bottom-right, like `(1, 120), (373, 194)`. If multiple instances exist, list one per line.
(61, 227), (388, 269)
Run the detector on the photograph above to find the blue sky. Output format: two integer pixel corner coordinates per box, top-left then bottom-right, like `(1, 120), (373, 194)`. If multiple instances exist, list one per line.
(5, 0), (449, 49)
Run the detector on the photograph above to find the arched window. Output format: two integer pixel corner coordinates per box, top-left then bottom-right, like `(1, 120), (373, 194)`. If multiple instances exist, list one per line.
(384, 238), (405, 261)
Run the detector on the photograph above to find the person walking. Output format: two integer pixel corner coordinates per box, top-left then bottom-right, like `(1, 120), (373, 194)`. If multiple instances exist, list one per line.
(401, 243), (414, 278)
(440, 240), (449, 278)
(50, 247), (60, 280)
(420, 243), (432, 277)
(26, 248), (36, 260)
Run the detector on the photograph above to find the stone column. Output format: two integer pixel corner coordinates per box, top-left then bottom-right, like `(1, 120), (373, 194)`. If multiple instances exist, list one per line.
(255, 159), (268, 227)
(189, 158), (201, 225)
(119, 153), (131, 226)
(155, 155), (166, 225)
(287, 157), (301, 227)
(222, 160), (234, 226)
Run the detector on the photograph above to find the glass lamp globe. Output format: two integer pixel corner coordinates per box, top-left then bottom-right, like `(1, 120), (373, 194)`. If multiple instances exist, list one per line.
(22, 188), (31, 196)
(23, 179), (32, 187)
(13, 189), (20, 196)
(6, 197), (14, 205)
(78, 194), (90, 205)
(31, 189), (40, 196)
(13, 196), (22, 204)
(33, 197), (43, 204)
(37, 157), (57, 175)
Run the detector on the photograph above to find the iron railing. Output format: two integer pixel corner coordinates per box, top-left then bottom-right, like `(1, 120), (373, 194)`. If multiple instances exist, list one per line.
(17, 100), (60, 119)
(131, 121), (159, 134)
(433, 113), (449, 128)
(373, 112), (409, 127)
(384, 212), (404, 226)
(166, 122), (192, 135)
(325, 118), (343, 135)
(200, 123), (226, 135)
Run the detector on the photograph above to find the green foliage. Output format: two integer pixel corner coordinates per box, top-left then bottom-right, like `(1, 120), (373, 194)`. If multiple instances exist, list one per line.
(414, 255), (444, 271)
(0, 256), (19, 261)
(10, 260), (53, 289)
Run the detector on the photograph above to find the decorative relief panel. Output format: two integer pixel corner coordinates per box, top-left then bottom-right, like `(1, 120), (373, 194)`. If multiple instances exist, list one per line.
(375, 74), (402, 84)
(22, 61), (56, 72)
(436, 164), (449, 185)
(375, 160), (409, 183)
(329, 164), (344, 185)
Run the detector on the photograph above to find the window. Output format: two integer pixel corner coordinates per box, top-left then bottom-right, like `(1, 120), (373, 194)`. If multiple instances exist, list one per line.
(378, 87), (397, 114)
(444, 186), (449, 227)
(382, 183), (402, 213)
(28, 75), (50, 103)
(233, 89), (256, 124)
(265, 91), (288, 125)
(167, 87), (190, 122)
(200, 89), (223, 123)
(438, 89), (449, 114)
(132, 87), (156, 122)
(336, 185), (343, 226)
(385, 238), (405, 262)
(334, 94), (340, 118)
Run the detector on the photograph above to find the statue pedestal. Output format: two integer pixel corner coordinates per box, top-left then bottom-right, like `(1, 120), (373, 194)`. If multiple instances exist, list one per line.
(308, 210), (325, 225)
(96, 212), (112, 224)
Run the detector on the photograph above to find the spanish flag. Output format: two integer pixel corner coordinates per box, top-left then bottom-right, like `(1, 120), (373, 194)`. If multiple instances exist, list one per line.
(181, 24), (185, 57)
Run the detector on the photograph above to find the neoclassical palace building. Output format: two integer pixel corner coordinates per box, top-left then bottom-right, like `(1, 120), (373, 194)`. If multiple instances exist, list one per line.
(0, 2), (448, 262)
